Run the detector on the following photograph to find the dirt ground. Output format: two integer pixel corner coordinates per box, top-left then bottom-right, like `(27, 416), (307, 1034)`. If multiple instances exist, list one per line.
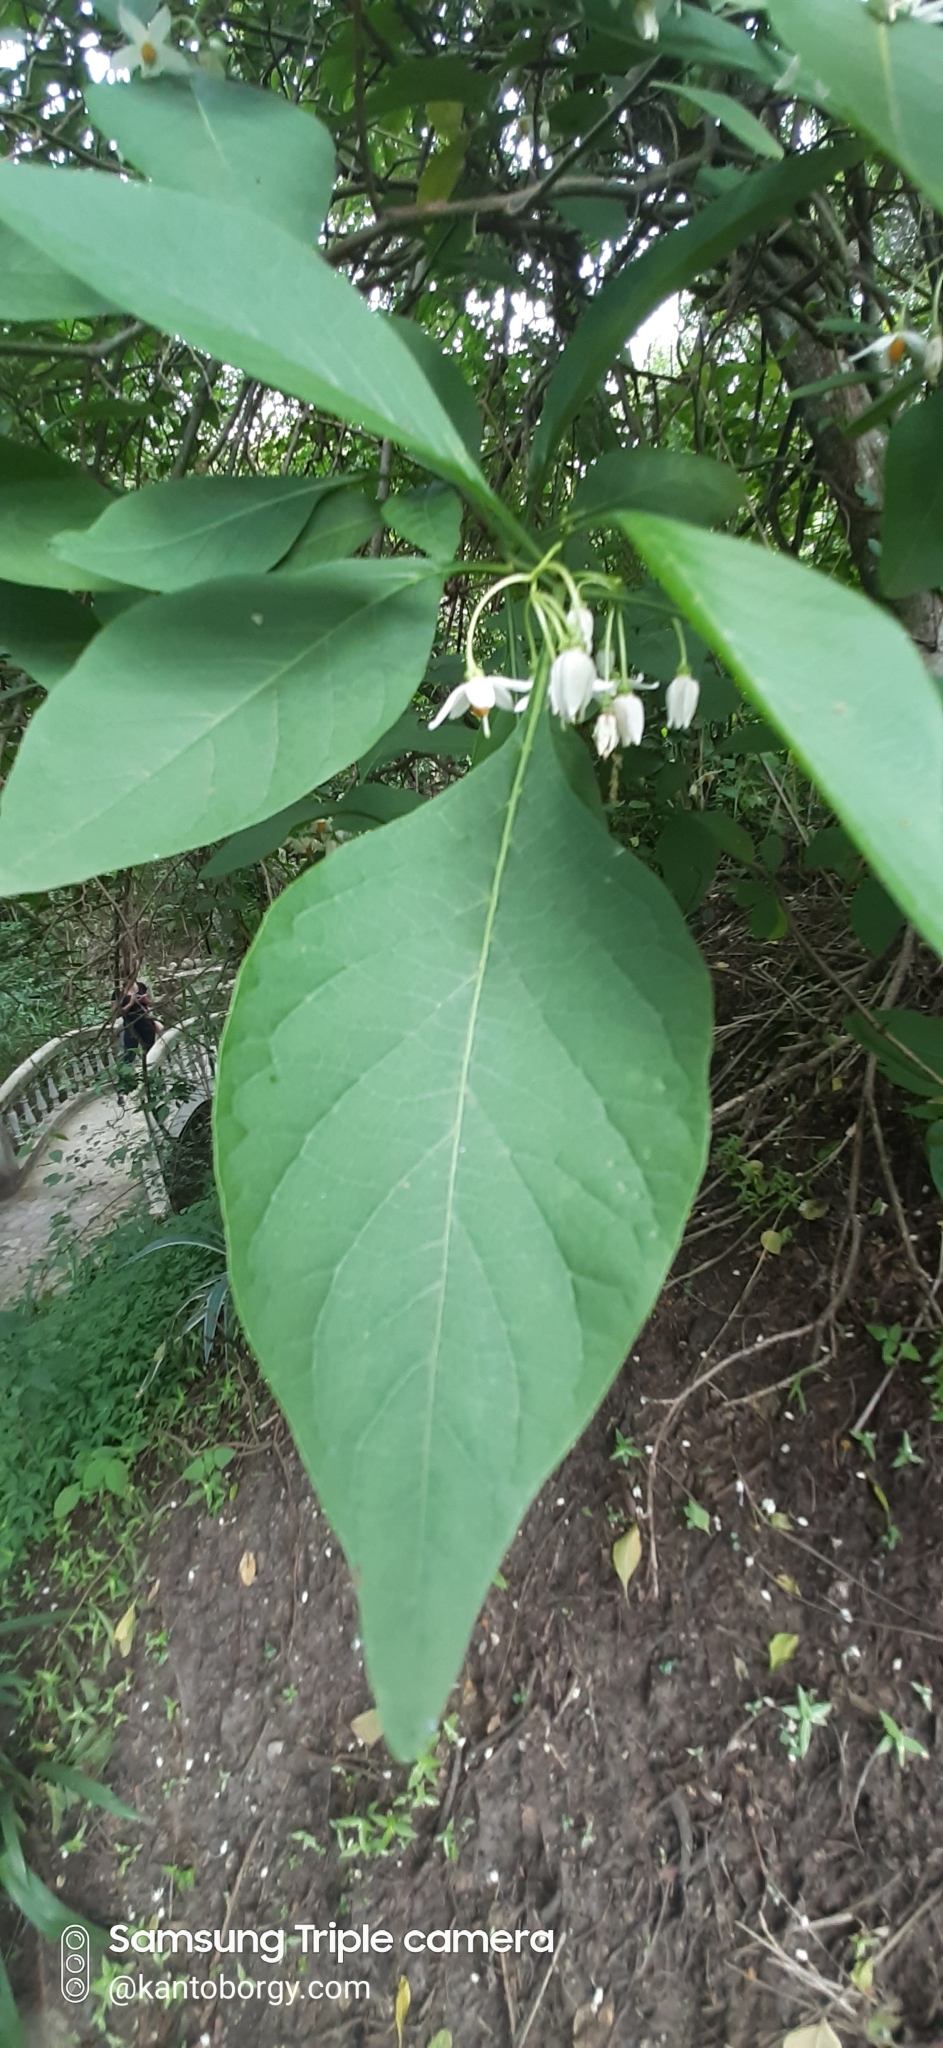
(12, 1163), (943, 2048)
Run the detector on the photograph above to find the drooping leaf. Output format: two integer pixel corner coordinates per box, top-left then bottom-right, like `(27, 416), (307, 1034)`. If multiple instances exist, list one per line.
(215, 712), (711, 1755)
(0, 475), (115, 591)
(582, 0), (780, 79)
(767, 0), (943, 213)
(768, 1632), (799, 1671)
(383, 485), (463, 563)
(530, 140), (861, 478)
(201, 796), (325, 877)
(623, 514), (943, 959)
(848, 877), (905, 958)
(573, 450), (744, 530)
(0, 220), (117, 319)
(0, 1945), (25, 2048)
(388, 318), (483, 463)
(85, 73), (336, 243)
(36, 1763), (140, 1822)
(0, 559), (441, 894)
(0, 165), (497, 517)
(0, 581), (97, 686)
(54, 474), (335, 593)
(880, 391), (943, 600)
(844, 1008), (943, 1100)
(277, 487), (381, 570)
(660, 82), (783, 161)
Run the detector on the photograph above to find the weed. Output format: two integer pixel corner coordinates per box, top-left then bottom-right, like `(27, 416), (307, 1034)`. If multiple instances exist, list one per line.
(779, 1686), (833, 1761)
(610, 1428), (644, 1465)
(875, 1711), (928, 1769)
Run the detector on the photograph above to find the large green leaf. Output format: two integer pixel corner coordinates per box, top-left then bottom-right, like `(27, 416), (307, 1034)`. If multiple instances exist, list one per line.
(880, 392), (943, 601)
(276, 487), (381, 571)
(766, 0), (943, 213)
(0, 581), (97, 686)
(0, 220), (117, 319)
(0, 165), (498, 517)
(85, 74), (336, 244)
(54, 474), (337, 593)
(581, 0), (780, 79)
(365, 57), (495, 119)
(0, 559), (441, 893)
(530, 140), (861, 479)
(215, 710), (711, 1755)
(845, 1007), (943, 1099)
(659, 83), (783, 161)
(202, 783), (424, 876)
(623, 514), (943, 959)
(0, 476), (116, 590)
(572, 449), (744, 529)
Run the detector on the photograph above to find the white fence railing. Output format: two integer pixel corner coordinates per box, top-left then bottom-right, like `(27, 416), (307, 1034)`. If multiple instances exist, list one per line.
(0, 1025), (121, 1168)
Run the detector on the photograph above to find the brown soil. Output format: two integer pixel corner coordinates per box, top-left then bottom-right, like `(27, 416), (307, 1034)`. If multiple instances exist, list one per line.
(13, 1188), (943, 2048)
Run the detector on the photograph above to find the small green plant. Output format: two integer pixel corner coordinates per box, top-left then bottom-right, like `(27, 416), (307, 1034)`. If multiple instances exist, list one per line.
(684, 1497), (711, 1534)
(181, 1444), (236, 1514)
(779, 1686), (833, 1761)
(610, 1427), (644, 1465)
(875, 1711), (928, 1770)
(923, 1336), (943, 1424)
(892, 1431), (922, 1469)
(331, 1741), (442, 1860)
(867, 1321), (921, 1369)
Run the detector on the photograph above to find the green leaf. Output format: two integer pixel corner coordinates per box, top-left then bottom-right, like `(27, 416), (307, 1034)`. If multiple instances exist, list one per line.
(388, 318), (483, 463)
(848, 876), (905, 958)
(582, 0), (780, 79)
(844, 1008), (943, 1100)
(530, 139), (861, 478)
(697, 810), (754, 864)
(654, 812), (720, 913)
(35, 1763), (140, 1822)
(277, 487), (381, 570)
(201, 796), (325, 877)
(0, 167), (495, 515)
(383, 485), (463, 563)
(684, 1497), (711, 1533)
(659, 82), (783, 161)
(85, 74), (336, 243)
(0, 1797), (99, 1943)
(926, 1120), (943, 1200)
(0, 1944), (25, 2048)
(365, 57), (495, 119)
(53, 1483), (82, 1520)
(766, 0), (943, 213)
(357, 705), (477, 776)
(769, 1631), (799, 1671)
(54, 474), (334, 593)
(0, 559), (441, 893)
(0, 220), (117, 320)
(573, 449), (744, 529)
(0, 475), (115, 591)
(623, 514), (943, 959)
(880, 392), (943, 600)
(0, 581), (97, 687)
(215, 711), (711, 1755)
(554, 197), (628, 247)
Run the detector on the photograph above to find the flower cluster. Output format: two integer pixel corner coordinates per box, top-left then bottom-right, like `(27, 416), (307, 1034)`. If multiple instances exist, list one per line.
(428, 596), (700, 760)
(849, 324), (943, 382)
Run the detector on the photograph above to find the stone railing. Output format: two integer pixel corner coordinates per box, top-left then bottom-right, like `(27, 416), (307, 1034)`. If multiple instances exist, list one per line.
(0, 1024), (120, 1175)
(143, 1018), (218, 1145)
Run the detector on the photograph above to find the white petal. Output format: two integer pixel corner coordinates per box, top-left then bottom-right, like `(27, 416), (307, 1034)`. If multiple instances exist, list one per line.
(111, 41), (139, 67)
(594, 713), (619, 760)
(428, 684), (469, 730)
(148, 6), (173, 38)
(117, 2), (143, 39)
(614, 692), (645, 746)
(158, 43), (193, 71)
(549, 648), (597, 723)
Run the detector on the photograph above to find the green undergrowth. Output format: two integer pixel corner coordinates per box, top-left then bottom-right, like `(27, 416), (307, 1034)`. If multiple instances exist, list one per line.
(0, 1194), (235, 1582)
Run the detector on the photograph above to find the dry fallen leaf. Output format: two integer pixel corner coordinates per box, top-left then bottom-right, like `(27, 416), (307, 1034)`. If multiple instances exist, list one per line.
(768, 1632), (800, 1673)
(782, 2022), (842, 2048)
(114, 1603), (136, 1659)
(573, 1991), (615, 2045)
(238, 1550), (257, 1586)
(612, 1525), (642, 1598)
(761, 1228), (784, 1255)
(733, 1654), (750, 1682)
(394, 1974), (410, 2048)
(775, 1573), (802, 1598)
(351, 1708), (383, 1747)
(427, 2034), (452, 2048)
(146, 1578), (160, 1604)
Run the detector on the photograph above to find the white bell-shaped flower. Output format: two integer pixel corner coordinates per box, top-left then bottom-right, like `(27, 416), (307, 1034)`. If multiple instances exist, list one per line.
(113, 4), (192, 75)
(665, 672), (699, 730)
(613, 691), (645, 747)
(428, 673), (530, 739)
(548, 648), (598, 724)
(594, 712), (620, 760)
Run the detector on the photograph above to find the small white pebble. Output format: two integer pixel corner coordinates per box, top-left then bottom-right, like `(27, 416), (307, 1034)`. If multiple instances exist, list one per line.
(325, 1547), (332, 1558)
(797, 1516), (809, 1528)
(219, 1841), (229, 1855)
(203, 1751), (210, 1763)
(471, 1973), (480, 1984)
(840, 1608), (853, 1624)
(760, 1589), (772, 1603)
(780, 1444), (790, 1455)
(185, 1759), (193, 1773)
(484, 1747), (493, 1760)
(745, 1556), (755, 1568)
(488, 1869), (499, 1884)
(761, 1498), (776, 1516)
(301, 1590), (308, 1604)
(155, 1755), (164, 1768)
(795, 1947), (808, 1962)
(555, 1496), (565, 1506)
(681, 1439), (691, 1449)
(893, 1657), (903, 1673)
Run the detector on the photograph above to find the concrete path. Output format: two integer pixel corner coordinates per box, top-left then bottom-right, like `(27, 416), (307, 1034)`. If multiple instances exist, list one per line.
(0, 1088), (162, 1304)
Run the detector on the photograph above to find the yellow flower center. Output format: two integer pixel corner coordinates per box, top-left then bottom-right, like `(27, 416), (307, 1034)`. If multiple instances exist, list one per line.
(888, 335), (907, 364)
(140, 39), (158, 63)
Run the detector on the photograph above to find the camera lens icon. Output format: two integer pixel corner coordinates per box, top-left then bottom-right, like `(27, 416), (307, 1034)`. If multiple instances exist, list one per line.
(61, 1926), (90, 2003)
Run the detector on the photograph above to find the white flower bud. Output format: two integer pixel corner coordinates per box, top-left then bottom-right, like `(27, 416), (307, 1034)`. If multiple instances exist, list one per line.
(594, 712), (620, 760)
(549, 647), (598, 724)
(665, 672), (700, 730)
(924, 332), (943, 383)
(613, 692), (645, 747)
(633, 1), (660, 39)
